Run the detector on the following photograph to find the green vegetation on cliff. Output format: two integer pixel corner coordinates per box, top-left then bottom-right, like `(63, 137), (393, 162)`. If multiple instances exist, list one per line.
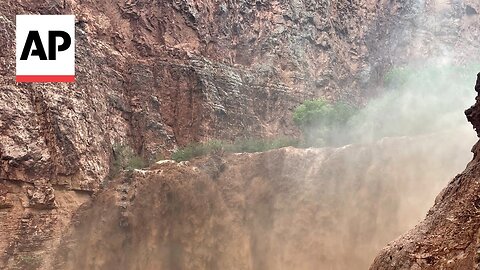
(111, 144), (147, 176)
(293, 98), (356, 146)
(172, 137), (298, 162)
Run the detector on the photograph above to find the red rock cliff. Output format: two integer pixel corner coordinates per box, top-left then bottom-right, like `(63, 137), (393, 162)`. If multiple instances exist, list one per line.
(1, 0), (480, 269)
(0, 2), (414, 267)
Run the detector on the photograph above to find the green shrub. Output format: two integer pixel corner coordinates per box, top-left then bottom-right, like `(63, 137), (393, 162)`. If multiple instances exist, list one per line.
(293, 98), (356, 146)
(172, 137), (298, 162)
(111, 144), (147, 176)
(225, 137), (299, 153)
(172, 140), (224, 162)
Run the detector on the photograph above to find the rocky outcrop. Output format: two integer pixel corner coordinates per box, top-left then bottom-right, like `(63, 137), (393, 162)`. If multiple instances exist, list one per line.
(0, 1), (421, 267)
(466, 73), (480, 137)
(369, 73), (480, 269)
(0, 180), (90, 270)
(0, 0), (419, 191)
(25, 181), (57, 210)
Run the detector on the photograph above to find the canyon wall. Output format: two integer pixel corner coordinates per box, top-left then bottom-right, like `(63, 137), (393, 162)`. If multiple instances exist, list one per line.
(0, 1), (415, 268)
(0, 0), (418, 190)
(1, 0), (480, 269)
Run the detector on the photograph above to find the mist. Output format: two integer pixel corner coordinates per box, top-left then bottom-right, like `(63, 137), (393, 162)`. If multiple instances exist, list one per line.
(55, 62), (480, 269)
(345, 60), (478, 144)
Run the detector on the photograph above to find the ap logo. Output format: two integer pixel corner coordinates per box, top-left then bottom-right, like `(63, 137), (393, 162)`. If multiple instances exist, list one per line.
(16, 15), (75, 83)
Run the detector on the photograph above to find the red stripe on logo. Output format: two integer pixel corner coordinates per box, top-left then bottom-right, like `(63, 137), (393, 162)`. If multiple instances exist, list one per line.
(16, 75), (75, 83)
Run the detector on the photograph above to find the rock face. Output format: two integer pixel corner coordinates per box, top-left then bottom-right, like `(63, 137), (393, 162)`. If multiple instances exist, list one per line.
(53, 131), (475, 270)
(0, 0), (418, 191)
(1, 0), (480, 269)
(1, 0), (478, 191)
(0, 1), (419, 268)
(369, 74), (480, 269)
(0, 180), (90, 270)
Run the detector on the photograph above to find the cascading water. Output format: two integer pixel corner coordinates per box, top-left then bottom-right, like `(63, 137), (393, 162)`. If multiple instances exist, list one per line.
(54, 130), (474, 270)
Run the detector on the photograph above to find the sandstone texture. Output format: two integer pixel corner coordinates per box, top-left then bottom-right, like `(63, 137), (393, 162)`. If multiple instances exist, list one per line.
(1, 0), (480, 269)
(0, 1), (417, 267)
(0, 0), (420, 191)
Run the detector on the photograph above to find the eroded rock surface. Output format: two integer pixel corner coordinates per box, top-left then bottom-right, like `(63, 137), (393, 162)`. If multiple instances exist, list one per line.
(0, 0), (423, 191)
(1, 0), (480, 269)
(0, 1), (420, 268)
